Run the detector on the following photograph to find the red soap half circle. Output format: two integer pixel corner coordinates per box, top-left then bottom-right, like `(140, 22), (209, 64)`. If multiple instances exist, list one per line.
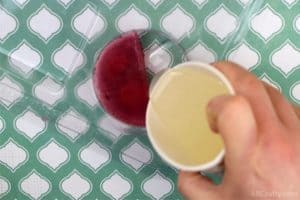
(93, 31), (149, 127)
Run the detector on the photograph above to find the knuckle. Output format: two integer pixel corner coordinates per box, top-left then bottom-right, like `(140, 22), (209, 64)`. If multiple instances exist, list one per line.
(218, 95), (250, 124)
(261, 134), (295, 162)
(216, 95), (252, 132)
(223, 95), (248, 114)
(239, 74), (263, 92)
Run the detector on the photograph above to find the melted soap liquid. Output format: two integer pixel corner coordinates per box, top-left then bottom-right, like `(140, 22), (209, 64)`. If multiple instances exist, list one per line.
(147, 64), (230, 166)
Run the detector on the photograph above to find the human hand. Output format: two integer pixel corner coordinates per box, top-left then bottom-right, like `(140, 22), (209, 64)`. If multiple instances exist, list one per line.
(178, 61), (300, 200)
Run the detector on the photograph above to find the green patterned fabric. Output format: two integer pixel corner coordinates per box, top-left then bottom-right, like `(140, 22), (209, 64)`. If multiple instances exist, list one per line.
(1, 0), (300, 199)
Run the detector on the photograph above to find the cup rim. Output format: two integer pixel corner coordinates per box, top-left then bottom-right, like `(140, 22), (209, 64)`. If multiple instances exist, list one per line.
(146, 61), (235, 172)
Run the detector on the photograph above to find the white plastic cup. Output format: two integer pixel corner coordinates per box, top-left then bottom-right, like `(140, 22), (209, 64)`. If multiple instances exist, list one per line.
(146, 62), (235, 172)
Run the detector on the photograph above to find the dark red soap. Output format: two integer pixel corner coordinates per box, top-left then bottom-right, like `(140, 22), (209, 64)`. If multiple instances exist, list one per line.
(93, 31), (149, 127)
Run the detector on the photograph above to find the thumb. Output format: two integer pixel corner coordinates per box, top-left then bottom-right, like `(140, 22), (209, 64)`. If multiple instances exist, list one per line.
(206, 95), (257, 164)
(178, 171), (219, 200)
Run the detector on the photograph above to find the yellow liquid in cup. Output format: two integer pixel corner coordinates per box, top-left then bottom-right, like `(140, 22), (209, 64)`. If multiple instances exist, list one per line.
(147, 64), (230, 167)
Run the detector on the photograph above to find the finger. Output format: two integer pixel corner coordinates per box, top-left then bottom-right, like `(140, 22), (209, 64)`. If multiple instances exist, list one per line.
(263, 82), (299, 128)
(212, 61), (279, 131)
(207, 95), (257, 163)
(178, 171), (219, 200)
(291, 103), (300, 119)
